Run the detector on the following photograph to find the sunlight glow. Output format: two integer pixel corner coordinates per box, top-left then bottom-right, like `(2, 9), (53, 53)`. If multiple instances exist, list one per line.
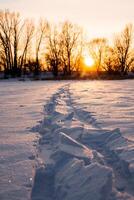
(84, 56), (94, 67)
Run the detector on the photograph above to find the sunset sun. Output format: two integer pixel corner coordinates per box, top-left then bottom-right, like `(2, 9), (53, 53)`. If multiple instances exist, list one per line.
(84, 56), (94, 67)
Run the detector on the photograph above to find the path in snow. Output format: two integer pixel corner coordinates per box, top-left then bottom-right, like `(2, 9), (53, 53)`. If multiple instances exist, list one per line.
(0, 80), (134, 200)
(0, 81), (65, 200)
(32, 84), (134, 200)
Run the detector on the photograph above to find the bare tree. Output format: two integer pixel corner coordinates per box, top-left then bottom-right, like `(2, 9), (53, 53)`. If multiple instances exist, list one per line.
(114, 24), (134, 75)
(88, 38), (107, 74)
(19, 20), (34, 75)
(60, 21), (83, 75)
(0, 10), (13, 76)
(35, 19), (48, 76)
(12, 12), (24, 76)
(102, 46), (119, 74)
(45, 25), (61, 77)
(0, 10), (25, 77)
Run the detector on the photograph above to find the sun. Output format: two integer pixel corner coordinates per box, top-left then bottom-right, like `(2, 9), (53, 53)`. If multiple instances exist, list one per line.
(84, 56), (94, 67)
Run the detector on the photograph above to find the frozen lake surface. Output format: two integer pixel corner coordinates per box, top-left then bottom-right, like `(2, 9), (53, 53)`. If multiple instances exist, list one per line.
(0, 80), (134, 200)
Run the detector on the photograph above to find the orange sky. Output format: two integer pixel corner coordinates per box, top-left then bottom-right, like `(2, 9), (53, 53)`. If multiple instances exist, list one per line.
(0, 0), (134, 39)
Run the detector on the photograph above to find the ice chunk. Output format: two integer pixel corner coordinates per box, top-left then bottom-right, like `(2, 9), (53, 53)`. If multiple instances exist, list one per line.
(55, 159), (113, 200)
(51, 132), (93, 165)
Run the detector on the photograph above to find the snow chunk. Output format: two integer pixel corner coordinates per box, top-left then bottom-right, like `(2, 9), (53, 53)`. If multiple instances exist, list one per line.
(51, 132), (93, 165)
(55, 158), (113, 200)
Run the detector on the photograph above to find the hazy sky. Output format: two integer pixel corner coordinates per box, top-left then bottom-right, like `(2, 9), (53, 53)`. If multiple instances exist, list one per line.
(0, 0), (134, 39)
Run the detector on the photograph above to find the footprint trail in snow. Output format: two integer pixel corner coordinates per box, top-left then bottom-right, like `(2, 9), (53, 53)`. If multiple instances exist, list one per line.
(32, 84), (134, 200)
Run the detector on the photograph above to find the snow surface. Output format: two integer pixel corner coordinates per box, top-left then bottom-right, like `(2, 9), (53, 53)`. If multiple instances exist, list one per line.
(0, 81), (65, 200)
(0, 80), (134, 200)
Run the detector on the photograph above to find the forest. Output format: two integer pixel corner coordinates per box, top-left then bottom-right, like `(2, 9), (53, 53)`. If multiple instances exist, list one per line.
(0, 10), (134, 79)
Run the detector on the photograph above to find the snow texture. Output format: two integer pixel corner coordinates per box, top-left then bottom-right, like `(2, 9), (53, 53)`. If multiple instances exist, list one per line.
(0, 80), (134, 200)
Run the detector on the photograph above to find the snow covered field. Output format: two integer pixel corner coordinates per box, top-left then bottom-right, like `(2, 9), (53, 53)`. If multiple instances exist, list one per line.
(0, 80), (134, 200)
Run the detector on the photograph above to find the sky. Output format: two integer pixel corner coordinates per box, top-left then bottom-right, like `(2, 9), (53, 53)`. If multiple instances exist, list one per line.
(0, 0), (134, 40)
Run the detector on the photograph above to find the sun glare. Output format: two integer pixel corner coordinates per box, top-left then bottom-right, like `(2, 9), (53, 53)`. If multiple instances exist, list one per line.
(84, 56), (94, 67)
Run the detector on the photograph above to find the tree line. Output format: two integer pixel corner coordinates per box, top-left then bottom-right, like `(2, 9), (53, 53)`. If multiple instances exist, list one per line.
(0, 10), (134, 79)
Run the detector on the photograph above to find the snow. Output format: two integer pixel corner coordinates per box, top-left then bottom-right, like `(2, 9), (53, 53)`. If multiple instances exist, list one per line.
(0, 80), (134, 200)
(55, 160), (113, 200)
(0, 81), (65, 200)
(70, 80), (134, 140)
